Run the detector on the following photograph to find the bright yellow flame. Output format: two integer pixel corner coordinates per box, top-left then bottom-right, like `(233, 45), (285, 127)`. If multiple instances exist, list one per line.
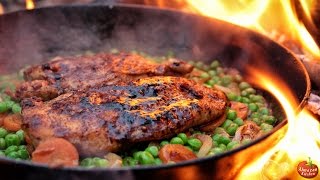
(236, 69), (320, 179)
(182, 0), (320, 60)
(26, 0), (35, 10)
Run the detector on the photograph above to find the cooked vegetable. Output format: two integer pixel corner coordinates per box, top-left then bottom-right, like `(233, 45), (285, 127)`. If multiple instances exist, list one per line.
(32, 138), (79, 167)
(3, 114), (22, 132)
(187, 138), (203, 151)
(5, 134), (21, 146)
(194, 134), (212, 157)
(159, 144), (196, 163)
(139, 151), (155, 165)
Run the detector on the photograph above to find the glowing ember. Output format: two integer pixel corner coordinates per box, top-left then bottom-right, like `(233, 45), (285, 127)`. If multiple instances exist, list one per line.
(236, 68), (320, 179)
(26, 0), (35, 10)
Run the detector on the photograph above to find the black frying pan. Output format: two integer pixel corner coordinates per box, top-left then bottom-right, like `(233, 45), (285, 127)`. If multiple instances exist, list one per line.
(0, 4), (310, 180)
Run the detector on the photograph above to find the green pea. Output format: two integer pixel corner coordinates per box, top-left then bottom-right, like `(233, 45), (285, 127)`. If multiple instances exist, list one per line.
(195, 62), (204, 69)
(0, 151), (4, 156)
(250, 112), (260, 118)
(227, 110), (237, 120)
(259, 108), (269, 115)
(132, 151), (143, 160)
(93, 158), (108, 167)
(5, 100), (15, 110)
(245, 87), (256, 94)
(177, 133), (188, 144)
(187, 138), (202, 151)
(251, 95), (264, 103)
(5, 134), (21, 146)
(18, 145), (27, 150)
(234, 95), (242, 102)
(0, 138), (6, 150)
(210, 147), (224, 155)
(7, 151), (20, 159)
(5, 145), (18, 155)
(208, 70), (217, 77)
(240, 97), (250, 104)
(240, 90), (249, 97)
(154, 158), (162, 165)
(123, 157), (137, 166)
(239, 82), (251, 90)
(0, 101), (8, 113)
(227, 92), (238, 101)
(17, 149), (29, 159)
(218, 144), (227, 151)
(226, 123), (239, 136)
(210, 60), (220, 69)
(263, 128), (273, 133)
(211, 76), (220, 83)
(170, 137), (184, 145)
(221, 119), (233, 129)
(16, 130), (25, 143)
(200, 72), (210, 79)
(206, 79), (215, 86)
(12, 103), (22, 114)
(212, 134), (222, 142)
(212, 140), (219, 147)
(248, 103), (259, 112)
(219, 135), (231, 145)
(80, 158), (94, 167)
(227, 141), (240, 150)
(252, 118), (262, 126)
(146, 146), (159, 157)
(160, 140), (169, 147)
(139, 151), (155, 165)
(221, 75), (232, 86)
(265, 116), (276, 125)
(0, 128), (8, 138)
(260, 123), (273, 130)
(233, 117), (244, 126)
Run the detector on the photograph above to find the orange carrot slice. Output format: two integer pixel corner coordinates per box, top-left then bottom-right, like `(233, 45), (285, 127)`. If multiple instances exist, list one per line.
(32, 138), (79, 167)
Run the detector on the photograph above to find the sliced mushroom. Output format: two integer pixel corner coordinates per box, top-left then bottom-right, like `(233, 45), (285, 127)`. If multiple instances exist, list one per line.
(159, 144), (196, 163)
(230, 101), (248, 119)
(233, 120), (262, 142)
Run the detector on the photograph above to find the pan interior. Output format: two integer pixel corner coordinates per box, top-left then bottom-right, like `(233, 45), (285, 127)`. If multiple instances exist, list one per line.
(0, 4), (310, 169)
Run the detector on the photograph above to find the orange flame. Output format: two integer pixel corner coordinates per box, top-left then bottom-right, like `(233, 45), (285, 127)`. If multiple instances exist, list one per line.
(144, 0), (320, 60)
(235, 68), (320, 179)
(26, 0), (35, 10)
(0, 3), (4, 15)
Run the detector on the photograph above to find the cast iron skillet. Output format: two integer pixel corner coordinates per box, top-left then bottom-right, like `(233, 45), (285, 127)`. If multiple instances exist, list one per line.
(0, 4), (311, 180)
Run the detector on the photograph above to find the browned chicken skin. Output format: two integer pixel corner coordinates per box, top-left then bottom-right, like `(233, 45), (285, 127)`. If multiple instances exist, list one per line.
(21, 77), (228, 157)
(15, 53), (193, 101)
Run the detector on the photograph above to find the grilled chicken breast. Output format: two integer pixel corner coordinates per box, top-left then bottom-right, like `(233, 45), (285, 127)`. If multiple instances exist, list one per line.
(15, 53), (193, 101)
(22, 77), (227, 157)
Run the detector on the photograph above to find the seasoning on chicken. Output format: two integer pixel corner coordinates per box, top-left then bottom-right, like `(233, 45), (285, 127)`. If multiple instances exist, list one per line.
(21, 77), (227, 157)
(14, 53), (193, 101)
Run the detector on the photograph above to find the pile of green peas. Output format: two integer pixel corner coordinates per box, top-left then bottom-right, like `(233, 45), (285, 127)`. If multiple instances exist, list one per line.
(0, 75), (29, 160)
(0, 128), (30, 160)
